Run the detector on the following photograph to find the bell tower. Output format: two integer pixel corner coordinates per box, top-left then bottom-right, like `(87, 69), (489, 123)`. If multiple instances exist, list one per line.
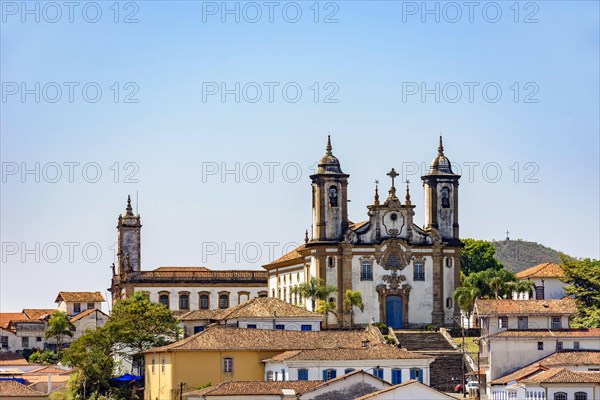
(421, 136), (460, 241)
(117, 195), (141, 274)
(309, 135), (350, 241)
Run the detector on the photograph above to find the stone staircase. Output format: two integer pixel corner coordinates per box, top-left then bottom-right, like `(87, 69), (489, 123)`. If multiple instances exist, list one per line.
(396, 331), (469, 393)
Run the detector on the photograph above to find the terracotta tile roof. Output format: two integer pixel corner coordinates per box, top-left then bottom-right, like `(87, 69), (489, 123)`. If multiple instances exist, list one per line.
(70, 308), (107, 323)
(133, 269), (268, 282)
(522, 368), (600, 384)
(183, 380), (322, 397)
(55, 291), (105, 303)
(491, 328), (600, 338)
(302, 369), (390, 395)
(516, 262), (565, 279)
(0, 380), (46, 397)
(22, 309), (57, 320)
(264, 245), (306, 267)
(26, 365), (73, 375)
(0, 313), (27, 329)
(179, 309), (224, 321)
(263, 345), (432, 362)
(350, 221), (369, 231)
(154, 266), (211, 272)
(218, 297), (322, 320)
(354, 379), (456, 400)
(475, 298), (577, 316)
(0, 354), (28, 366)
(146, 325), (382, 353)
(491, 351), (600, 385)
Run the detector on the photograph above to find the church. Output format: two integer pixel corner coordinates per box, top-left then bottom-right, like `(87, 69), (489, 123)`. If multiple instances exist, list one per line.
(263, 136), (462, 328)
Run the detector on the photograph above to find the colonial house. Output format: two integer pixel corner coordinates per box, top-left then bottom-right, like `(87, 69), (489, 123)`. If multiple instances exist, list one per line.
(263, 136), (462, 329)
(490, 351), (600, 400)
(1, 312), (47, 354)
(262, 345), (434, 385)
(108, 196), (268, 311)
(54, 291), (105, 316)
(69, 309), (109, 340)
(143, 324), (388, 400)
(354, 379), (457, 400)
(184, 370), (392, 400)
(475, 298), (578, 336)
(514, 263), (567, 300)
(179, 297), (323, 337)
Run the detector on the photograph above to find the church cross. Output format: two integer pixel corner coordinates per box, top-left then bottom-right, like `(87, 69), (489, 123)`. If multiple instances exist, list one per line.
(387, 168), (399, 188)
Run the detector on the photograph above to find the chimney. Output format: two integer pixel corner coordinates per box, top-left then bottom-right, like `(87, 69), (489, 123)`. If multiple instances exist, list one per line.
(281, 389), (296, 399)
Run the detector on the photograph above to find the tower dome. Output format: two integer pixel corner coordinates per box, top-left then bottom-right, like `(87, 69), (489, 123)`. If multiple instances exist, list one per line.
(316, 135), (345, 175)
(429, 136), (454, 174)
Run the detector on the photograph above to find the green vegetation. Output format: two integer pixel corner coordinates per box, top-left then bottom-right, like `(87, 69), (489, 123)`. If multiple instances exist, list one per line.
(344, 290), (365, 328)
(62, 292), (180, 399)
(492, 239), (571, 273)
(45, 311), (75, 358)
(28, 349), (59, 364)
(461, 239), (503, 275)
(291, 277), (337, 310)
(316, 299), (337, 328)
(561, 257), (600, 328)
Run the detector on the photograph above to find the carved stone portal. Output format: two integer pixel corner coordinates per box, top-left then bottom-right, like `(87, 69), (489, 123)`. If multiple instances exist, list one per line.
(377, 270), (411, 328)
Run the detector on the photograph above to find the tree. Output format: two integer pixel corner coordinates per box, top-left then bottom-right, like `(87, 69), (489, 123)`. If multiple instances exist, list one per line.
(561, 257), (600, 328)
(316, 299), (337, 329)
(461, 239), (503, 275)
(453, 283), (479, 328)
(292, 277), (337, 311)
(344, 290), (365, 329)
(45, 311), (74, 358)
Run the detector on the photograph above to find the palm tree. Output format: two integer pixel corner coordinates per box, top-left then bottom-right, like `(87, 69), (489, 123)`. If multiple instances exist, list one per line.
(344, 290), (365, 329)
(45, 311), (75, 358)
(508, 279), (536, 299)
(454, 285), (479, 328)
(316, 299), (337, 329)
(292, 277), (337, 311)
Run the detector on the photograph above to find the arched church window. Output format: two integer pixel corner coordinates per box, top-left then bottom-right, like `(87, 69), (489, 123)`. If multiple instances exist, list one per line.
(441, 187), (450, 208)
(446, 258), (453, 268)
(271, 288), (275, 298)
(159, 293), (170, 309)
(179, 293), (190, 310)
(219, 293), (229, 309)
(199, 294), (209, 309)
(446, 297), (453, 309)
(328, 257), (335, 268)
(386, 254), (401, 269)
(328, 186), (338, 207)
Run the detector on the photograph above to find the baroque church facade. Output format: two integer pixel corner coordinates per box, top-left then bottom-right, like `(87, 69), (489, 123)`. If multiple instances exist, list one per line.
(263, 137), (462, 328)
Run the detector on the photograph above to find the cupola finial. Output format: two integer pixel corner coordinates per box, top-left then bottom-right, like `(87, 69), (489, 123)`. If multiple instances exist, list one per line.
(438, 135), (444, 156)
(326, 133), (332, 156)
(125, 195), (134, 216)
(374, 180), (380, 206)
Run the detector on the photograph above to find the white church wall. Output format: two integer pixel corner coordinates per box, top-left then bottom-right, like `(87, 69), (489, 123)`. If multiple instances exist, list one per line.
(134, 286), (265, 311)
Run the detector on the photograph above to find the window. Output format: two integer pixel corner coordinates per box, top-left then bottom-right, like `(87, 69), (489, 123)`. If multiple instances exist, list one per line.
(323, 369), (336, 380)
(574, 341), (580, 350)
(361, 261), (373, 281)
(298, 369), (308, 381)
(22, 336), (29, 348)
(373, 367), (384, 379)
(328, 186), (338, 207)
(551, 316), (561, 330)
(345, 368), (355, 374)
(446, 297), (453, 309)
(392, 369), (402, 385)
(328, 257), (334, 268)
(266, 371), (274, 381)
(301, 325), (312, 331)
(574, 392), (587, 400)
(223, 357), (233, 373)
(518, 316), (528, 329)
(275, 324), (285, 330)
(536, 286), (545, 299)
(445, 257), (453, 268)
(161, 358), (165, 374)
(556, 341), (563, 351)
(193, 326), (204, 334)
(538, 342), (544, 350)
(409, 368), (423, 383)
(414, 261), (425, 281)
(554, 393), (567, 400)
(271, 289), (275, 298)
(151, 358), (155, 374)
(87, 303), (94, 310)
(179, 294), (189, 310)
(159, 294), (169, 308)
(219, 294), (229, 309)
(1, 336), (8, 349)
(247, 324), (257, 329)
(258, 291), (268, 298)
(36, 336), (42, 342)
(441, 187), (450, 208)
(199, 294), (209, 310)
(499, 316), (508, 329)
(281, 369), (286, 381)
(73, 303), (81, 313)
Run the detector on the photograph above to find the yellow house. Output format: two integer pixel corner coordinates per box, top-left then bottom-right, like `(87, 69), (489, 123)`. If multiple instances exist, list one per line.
(143, 325), (382, 400)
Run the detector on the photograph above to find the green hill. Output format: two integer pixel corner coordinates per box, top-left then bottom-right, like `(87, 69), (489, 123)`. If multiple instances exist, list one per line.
(491, 239), (571, 273)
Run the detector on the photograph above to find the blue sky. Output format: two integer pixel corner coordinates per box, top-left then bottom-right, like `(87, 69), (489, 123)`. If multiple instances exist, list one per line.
(1, 1), (599, 311)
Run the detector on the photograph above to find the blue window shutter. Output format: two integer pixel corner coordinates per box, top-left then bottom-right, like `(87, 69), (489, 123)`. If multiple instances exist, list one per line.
(301, 325), (312, 331)
(410, 369), (416, 380)
(392, 369), (402, 385)
(275, 324), (285, 330)
(331, 369), (337, 379)
(298, 369), (308, 381)
(345, 368), (355, 374)
(418, 369), (423, 383)
(323, 370), (327, 380)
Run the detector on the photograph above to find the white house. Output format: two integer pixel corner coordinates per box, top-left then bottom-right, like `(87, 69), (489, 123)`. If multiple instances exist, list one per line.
(354, 379), (457, 400)
(490, 351), (600, 400)
(514, 263), (567, 300)
(179, 297), (324, 337)
(263, 345), (434, 385)
(69, 309), (109, 340)
(55, 291), (105, 316)
(475, 298), (578, 336)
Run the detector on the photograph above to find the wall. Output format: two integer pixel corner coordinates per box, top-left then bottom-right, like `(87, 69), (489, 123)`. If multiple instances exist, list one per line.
(481, 315), (570, 336)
